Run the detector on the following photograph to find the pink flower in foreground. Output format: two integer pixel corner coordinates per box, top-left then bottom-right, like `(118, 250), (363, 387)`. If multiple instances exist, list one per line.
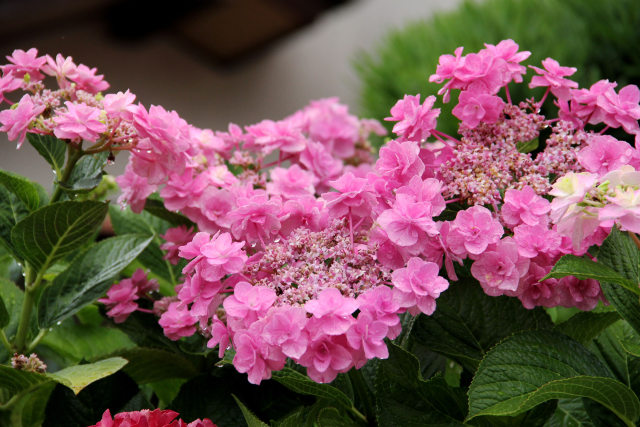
(0, 73), (22, 104)
(180, 231), (247, 281)
(501, 185), (551, 228)
(53, 101), (107, 142)
(161, 225), (196, 265)
(385, 94), (440, 142)
(69, 63), (109, 93)
(0, 94), (44, 146)
(322, 172), (377, 219)
(267, 164), (317, 199)
(447, 205), (504, 257)
(391, 257), (449, 315)
(103, 90), (137, 121)
(98, 280), (139, 323)
(601, 84), (640, 136)
(233, 328), (285, 384)
(245, 119), (306, 154)
(375, 139), (425, 188)
(115, 163), (157, 213)
(2, 48), (47, 80)
(299, 335), (353, 383)
(262, 306), (309, 359)
(90, 408), (217, 427)
(42, 54), (77, 87)
(577, 135), (634, 175)
(452, 83), (505, 128)
(158, 302), (197, 340)
(377, 194), (439, 248)
(305, 287), (358, 337)
(471, 237), (529, 296)
(529, 57), (578, 101)
(224, 282), (276, 320)
(346, 312), (389, 360)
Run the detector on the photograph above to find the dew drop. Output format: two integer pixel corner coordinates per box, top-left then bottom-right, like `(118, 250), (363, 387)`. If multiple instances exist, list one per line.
(274, 238), (281, 243)
(250, 242), (257, 248)
(56, 321), (62, 326)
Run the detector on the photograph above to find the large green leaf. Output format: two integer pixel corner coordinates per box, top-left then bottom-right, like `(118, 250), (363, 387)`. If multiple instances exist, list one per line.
(545, 398), (595, 427)
(376, 342), (467, 426)
(11, 201), (108, 273)
(40, 318), (136, 364)
(596, 228), (640, 335)
(27, 133), (67, 177)
(0, 169), (47, 212)
(467, 330), (640, 426)
(544, 254), (640, 296)
(0, 364), (50, 395)
(412, 279), (553, 371)
(47, 357), (128, 394)
(271, 368), (353, 411)
(0, 278), (23, 342)
(554, 311), (621, 345)
(0, 295), (8, 329)
(37, 233), (152, 328)
(143, 197), (194, 227)
(60, 152), (108, 193)
(11, 381), (55, 427)
(109, 205), (180, 287)
(0, 186), (29, 256)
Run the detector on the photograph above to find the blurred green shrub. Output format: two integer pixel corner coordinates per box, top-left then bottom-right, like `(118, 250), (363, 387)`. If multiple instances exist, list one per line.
(354, 0), (640, 140)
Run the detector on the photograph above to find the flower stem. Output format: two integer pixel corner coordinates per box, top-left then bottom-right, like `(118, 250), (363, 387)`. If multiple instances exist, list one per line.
(50, 145), (84, 204)
(348, 369), (375, 425)
(0, 329), (11, 353)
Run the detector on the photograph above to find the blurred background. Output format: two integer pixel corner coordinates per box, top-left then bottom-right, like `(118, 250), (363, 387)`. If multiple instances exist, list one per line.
(0, 0), (638, 186)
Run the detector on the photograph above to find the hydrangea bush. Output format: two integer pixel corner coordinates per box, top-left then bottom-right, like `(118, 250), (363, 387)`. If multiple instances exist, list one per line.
(1, 42), (640, 426)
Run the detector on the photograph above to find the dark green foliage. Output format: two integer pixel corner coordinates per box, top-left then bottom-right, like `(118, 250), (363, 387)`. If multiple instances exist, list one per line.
(354, 0), (640, 143)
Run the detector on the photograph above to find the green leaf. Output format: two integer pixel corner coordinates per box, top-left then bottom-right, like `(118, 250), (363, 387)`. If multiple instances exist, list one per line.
(596, 228), (640, 335)
(272, 368), (353, 410)
(545, 398), (595, 427)
(0, 186), (29, 257)
(0, 278), (23, 342)
(412, 279), (553, 371)
(0, 295), (8, 329)
(467, 330), (640, 426)
(37, 234), (152, 328)
(0, 169), (46, 211)
(11, 381), (55, 427)
(47, 357), (128, 394)
(544, 254), (640, 296)
(376, 342), (467, 426)
(144, 197), (194, 227)
(40, 318), (135, 364)
(233, 395), (269, 427)
(27, 133), (67, 177)
(615, 322), (640, 358)
(516, 138), (539, 153)
(60, 152), (108, 193)
(11, 201), (108, 273)
(109, 205), (180, 287)
(554, 311), (621, 345)
(118, 347), (199, 384)
(0, 364), (50, 395)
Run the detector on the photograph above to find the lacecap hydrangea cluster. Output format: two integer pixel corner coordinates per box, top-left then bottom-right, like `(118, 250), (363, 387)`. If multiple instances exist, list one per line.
(2, 42), (639, 385)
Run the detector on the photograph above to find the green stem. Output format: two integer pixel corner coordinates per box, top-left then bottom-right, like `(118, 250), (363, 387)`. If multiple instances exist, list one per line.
(0, 330), (11, 353)
(25, 329), (47, 353)
(348, 369), (376, 425)
(349, 405), (368, 425)
(50, 145), (84, 204)
(13, 267), (45, 354)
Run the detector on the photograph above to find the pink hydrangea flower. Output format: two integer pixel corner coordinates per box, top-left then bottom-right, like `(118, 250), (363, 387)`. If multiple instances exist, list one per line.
(245, 119), (307, 154)
(385, 94), (440, 142)
(577, 135), (634, 175)
(391, 257), (449, 315)
(69, 63), (109, 93)
(0, 94), (44, 146)
(98, 280), (139, 323)
(529, 57), (578, 101)
(346, 312), (389, 360)
(224, 282), (276, 320)
(322, 172), (377, 219)
(600, 84), (640, 136)
(158, 302), (197, 340)
(53, 101), (107, 142)
(377, 194), (439, 249)
(228, 192), (282, 246)
(90, 408), (217, 427)
(446, 205), (504, 257)
(470, 237), (530, 296)
(161, 225), (196, 265)
(483, 39), (530, 84)
(42, 54), (77, 88)
(299, 335), (353, 383)
(262, 306), (309, 359)
(501, 185), (551, 228)
(517, 261), (558, 309)
(452, 82), (505, 128)
(513, 224), (562, 258)
(232, 328), (285, 385)
(305, 287), (358, 337)
(0, 73), (22, 104)
(299, 141), (343, 191)
(599, 186), (640, 234)
(115, 163), (157, 213)
(279, 196), (328, 235)
(267, 164), (317, 199)
(375, 139), (425, 188)
(103, 90), (137, 121)
(303, 97), (360, 158)
(2, 48), (47, 81)
(180, 231), (247, 281)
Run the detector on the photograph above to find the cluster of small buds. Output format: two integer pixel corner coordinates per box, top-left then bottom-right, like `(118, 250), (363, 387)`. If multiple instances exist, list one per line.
(11, 352), (47, 373)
